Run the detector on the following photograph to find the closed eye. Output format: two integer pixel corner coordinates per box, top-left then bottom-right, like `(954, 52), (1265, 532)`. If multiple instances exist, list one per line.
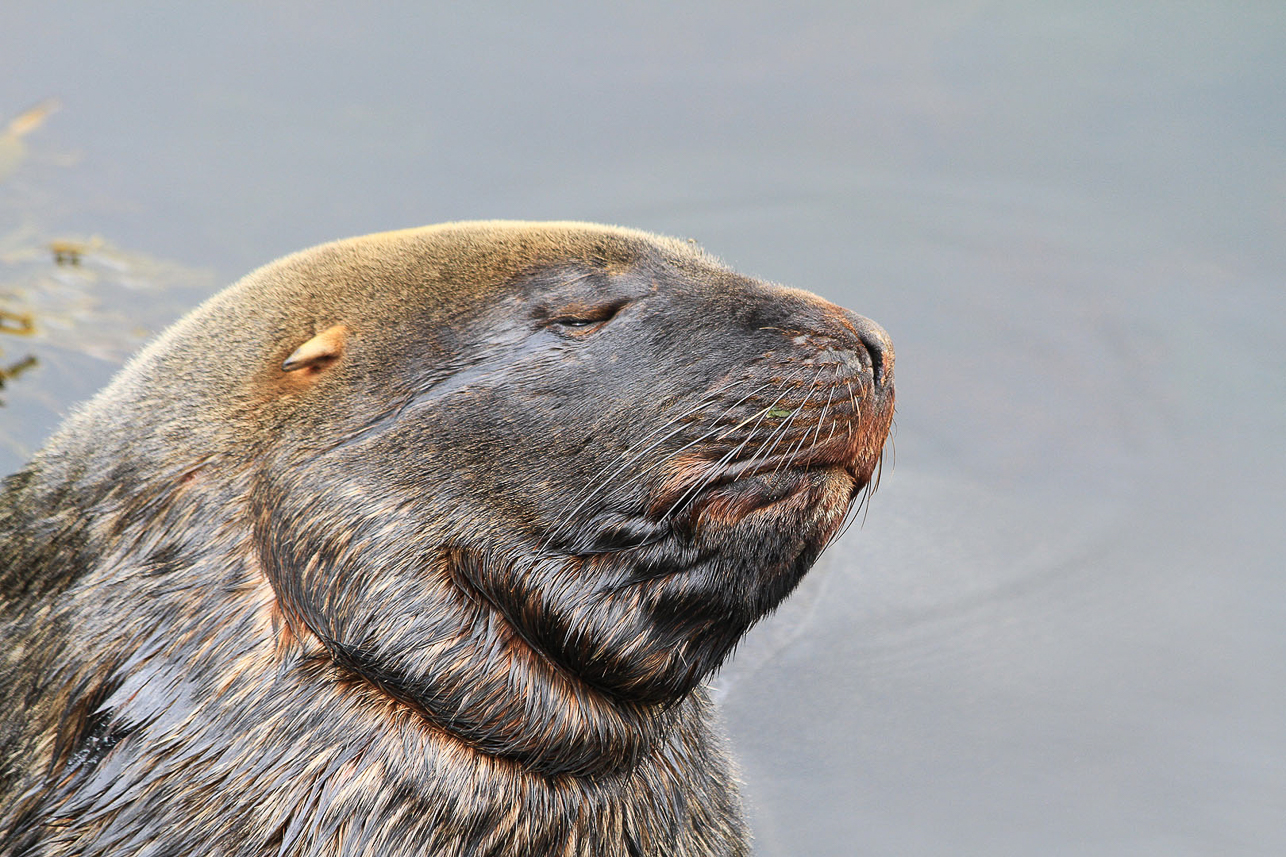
(546, 301), (627, 336)
(555, 317), (600, 329)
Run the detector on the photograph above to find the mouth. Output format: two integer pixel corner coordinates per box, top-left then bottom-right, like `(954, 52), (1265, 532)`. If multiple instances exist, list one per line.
(557, 393), (892, 558)
(654, 458), (864, 534)
(559, 461), (862, 559)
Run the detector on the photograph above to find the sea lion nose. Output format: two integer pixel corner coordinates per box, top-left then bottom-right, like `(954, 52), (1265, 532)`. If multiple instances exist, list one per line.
(841, 311), (894, 391)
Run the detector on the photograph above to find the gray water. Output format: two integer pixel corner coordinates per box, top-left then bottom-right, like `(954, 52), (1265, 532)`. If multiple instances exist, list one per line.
(2, 3), (1283, 855)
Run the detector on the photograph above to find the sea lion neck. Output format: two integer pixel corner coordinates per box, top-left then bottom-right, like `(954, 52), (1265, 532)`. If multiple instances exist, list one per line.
(253, 481), (680, 778)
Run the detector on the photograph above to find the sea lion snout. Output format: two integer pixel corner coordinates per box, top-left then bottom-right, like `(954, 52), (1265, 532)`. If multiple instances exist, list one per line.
(840, 310), (895, 391)
(776, 317), (893, 393)
(747, 286), (894, 395)
(792, 303), (894, 393)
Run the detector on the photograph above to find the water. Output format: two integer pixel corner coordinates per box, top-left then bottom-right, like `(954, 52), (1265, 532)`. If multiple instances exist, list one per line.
(3, 3), (1283, 854)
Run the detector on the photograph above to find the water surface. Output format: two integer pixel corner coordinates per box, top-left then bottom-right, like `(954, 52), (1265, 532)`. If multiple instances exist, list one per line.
(2, 3), (1283, 854)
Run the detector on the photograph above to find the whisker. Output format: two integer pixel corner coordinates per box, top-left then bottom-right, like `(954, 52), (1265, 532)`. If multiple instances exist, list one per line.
(547, 394), (724, 538)
(823, 444), (889, 554)
(739, 387), (811, 478)
(695, 364), (820, 480)
(808, 364), (841, 453)
(734, 390), (806, 475)
(655, 370), (815, 523)
(822, 364), (845, 447)
(545, 374), (795, 547)
(769, 365), (829, 479)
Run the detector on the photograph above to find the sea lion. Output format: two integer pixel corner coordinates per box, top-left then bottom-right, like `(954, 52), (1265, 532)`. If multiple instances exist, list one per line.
(0, 221), (894, 856)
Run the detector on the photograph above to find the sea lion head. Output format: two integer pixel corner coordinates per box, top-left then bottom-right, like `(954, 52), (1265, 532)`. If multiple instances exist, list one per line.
(86, 221), (893, 776)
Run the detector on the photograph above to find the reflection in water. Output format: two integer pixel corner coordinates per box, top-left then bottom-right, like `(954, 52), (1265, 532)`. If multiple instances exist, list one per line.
(0, 99), (59, 183)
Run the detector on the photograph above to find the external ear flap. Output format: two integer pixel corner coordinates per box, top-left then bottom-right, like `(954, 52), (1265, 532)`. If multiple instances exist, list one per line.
(282, 324), (348, 372)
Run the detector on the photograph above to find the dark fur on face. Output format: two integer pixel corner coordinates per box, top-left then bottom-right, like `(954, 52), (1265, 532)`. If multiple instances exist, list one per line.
(0, 222), (894, 856)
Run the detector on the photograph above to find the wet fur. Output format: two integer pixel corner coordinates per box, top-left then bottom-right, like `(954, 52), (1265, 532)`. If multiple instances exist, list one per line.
(0, 222), (894, 856)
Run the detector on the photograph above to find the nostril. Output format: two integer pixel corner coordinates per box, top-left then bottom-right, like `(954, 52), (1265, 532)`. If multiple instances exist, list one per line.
(844, 313), (894, 390)
(861, 329), (894, 389)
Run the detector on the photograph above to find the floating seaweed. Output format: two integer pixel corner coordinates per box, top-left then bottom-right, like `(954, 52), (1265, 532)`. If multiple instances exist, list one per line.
(0, 100), (216, 466)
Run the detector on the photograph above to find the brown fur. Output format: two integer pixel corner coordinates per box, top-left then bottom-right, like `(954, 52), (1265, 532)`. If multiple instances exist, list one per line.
(0, 222), (894, 856)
